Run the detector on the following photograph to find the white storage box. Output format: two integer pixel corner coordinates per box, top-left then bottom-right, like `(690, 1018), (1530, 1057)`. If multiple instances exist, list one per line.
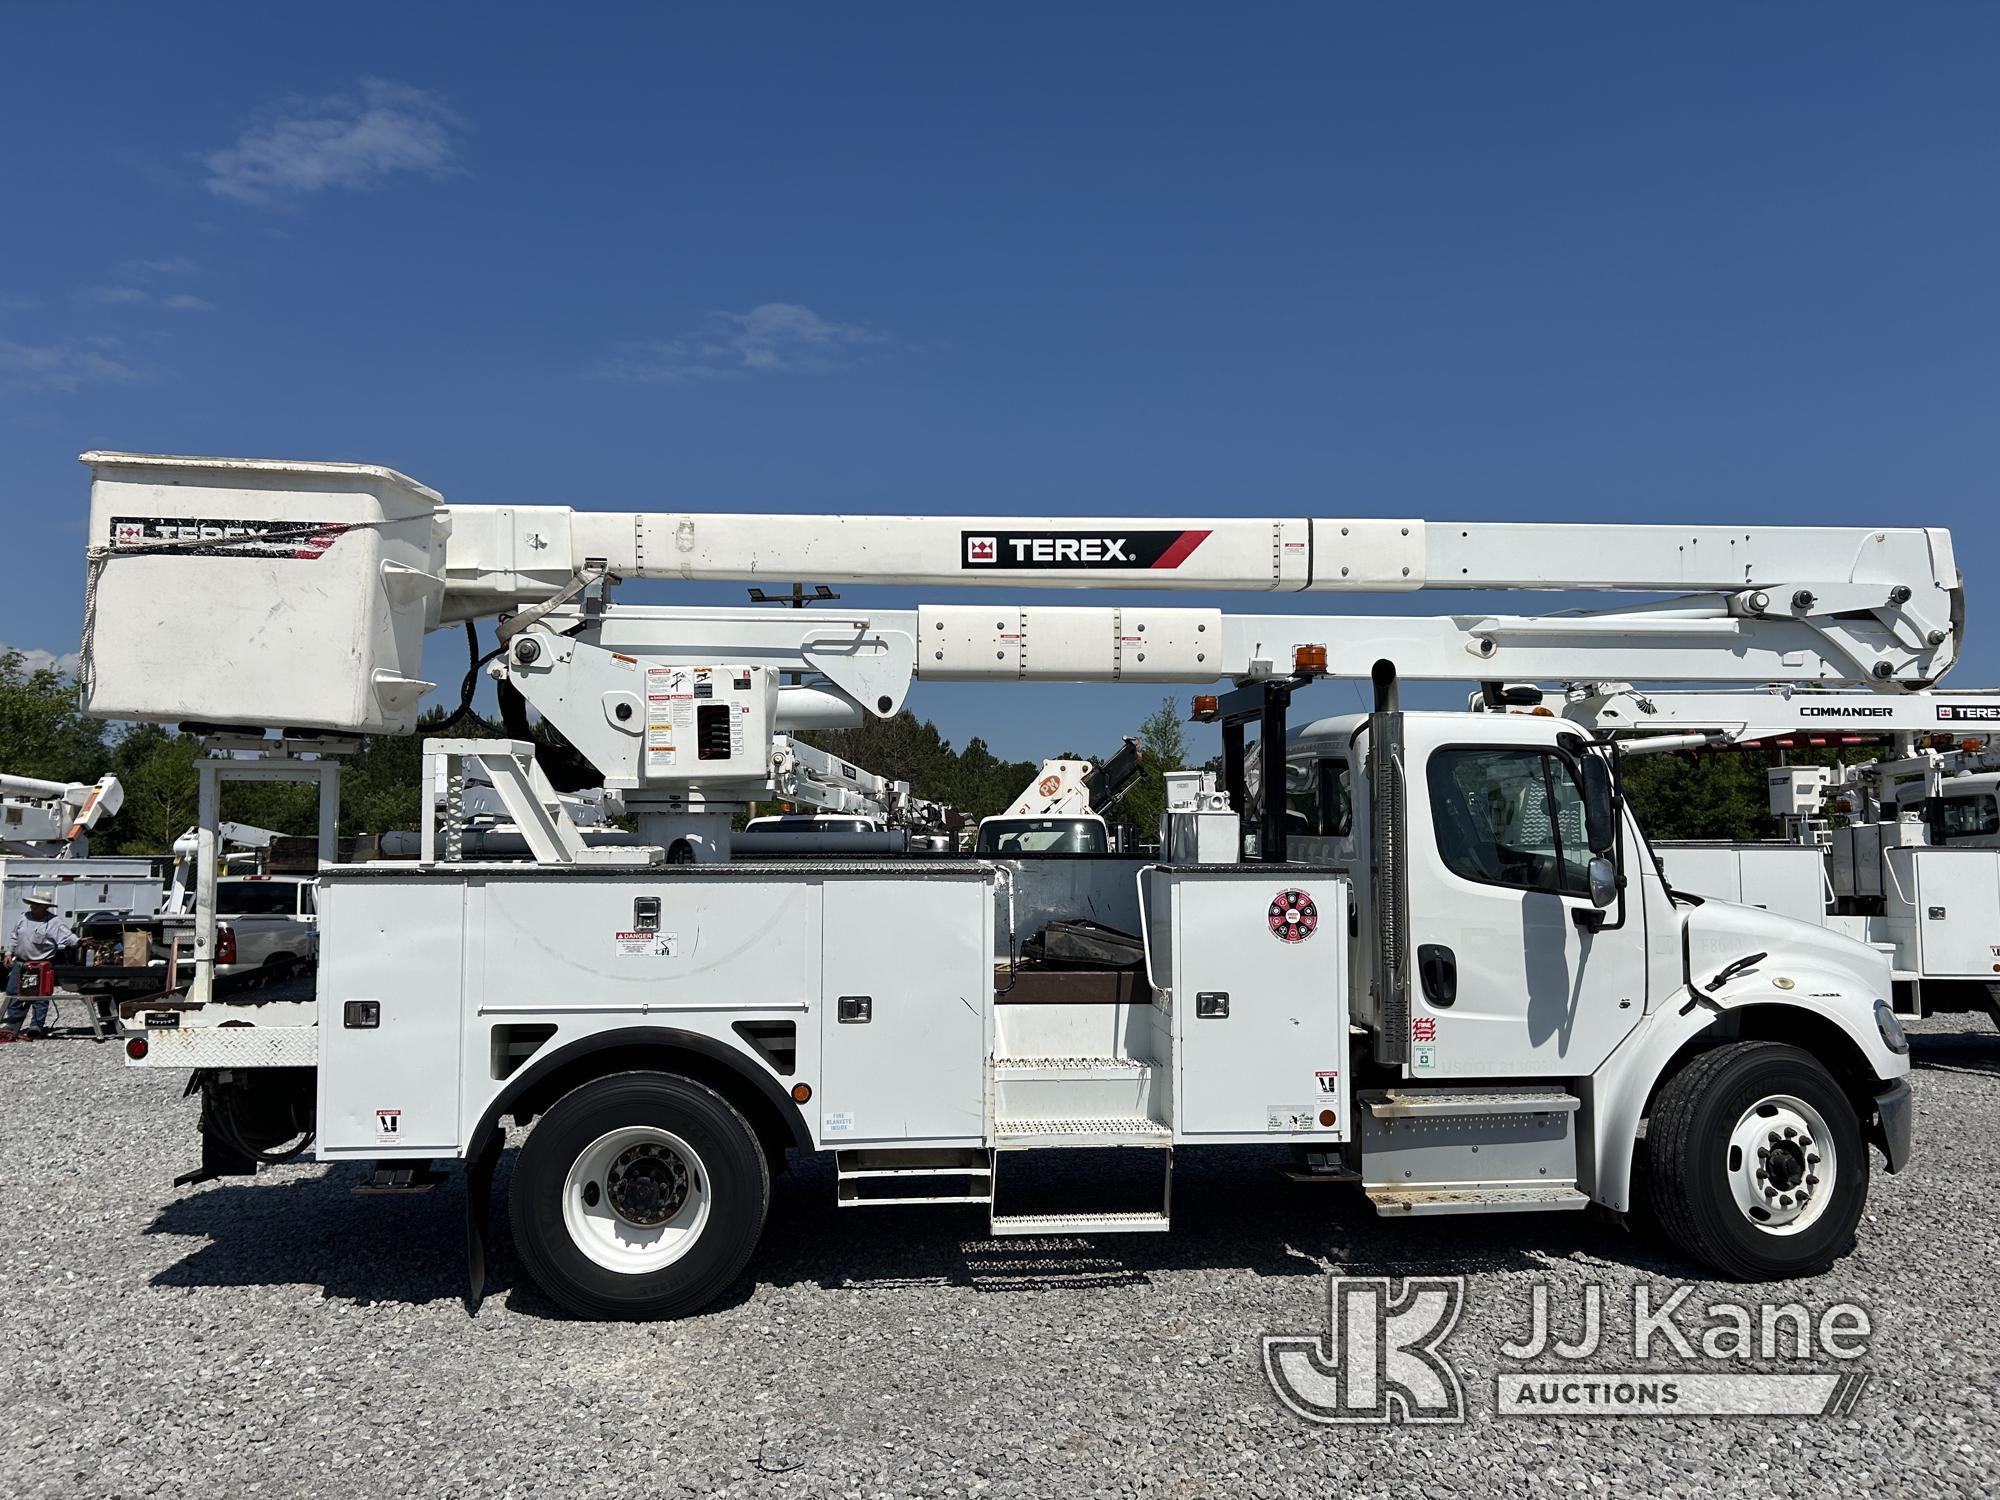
(79, 453), (448, 735)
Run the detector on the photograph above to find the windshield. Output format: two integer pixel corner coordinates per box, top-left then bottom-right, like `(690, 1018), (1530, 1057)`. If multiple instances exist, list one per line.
(976, 818), (1108, 855)
(215, 881), (302, 916)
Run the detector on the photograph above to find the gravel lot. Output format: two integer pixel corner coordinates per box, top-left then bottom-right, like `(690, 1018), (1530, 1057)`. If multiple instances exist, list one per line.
(1, 1014), (1996, 1499)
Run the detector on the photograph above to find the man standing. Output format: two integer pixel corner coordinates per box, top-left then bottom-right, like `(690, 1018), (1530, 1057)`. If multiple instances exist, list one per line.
(3, 890), (76, 1040)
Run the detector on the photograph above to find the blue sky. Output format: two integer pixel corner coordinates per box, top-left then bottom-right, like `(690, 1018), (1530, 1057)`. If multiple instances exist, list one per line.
(3, 5), (1997, 762)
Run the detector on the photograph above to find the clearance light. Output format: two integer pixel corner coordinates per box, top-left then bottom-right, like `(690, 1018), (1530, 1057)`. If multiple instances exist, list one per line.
(125, 1036), (149, 1060)
(1192, 695), (1220, 722)
(791, 1083), (813, 1103)
(1317, 1109), (1337, 1128)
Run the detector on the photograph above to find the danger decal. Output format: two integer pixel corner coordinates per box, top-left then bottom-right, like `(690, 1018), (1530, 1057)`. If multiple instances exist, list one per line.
(1411, 1015), (1438, 1043)
(961, 529), (1212, 570)
(1268, 888), (1319, 943)
(109, 515), (350, 560)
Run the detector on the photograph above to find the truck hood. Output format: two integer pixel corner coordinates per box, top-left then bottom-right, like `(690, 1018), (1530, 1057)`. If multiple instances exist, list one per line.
(1680, 895), (1893, 1001)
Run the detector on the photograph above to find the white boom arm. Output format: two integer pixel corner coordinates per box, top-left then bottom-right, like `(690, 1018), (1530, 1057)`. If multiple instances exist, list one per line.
(1555, 685), (2000, 751)
(76, 453), (1966, 745)
(0, 772), (123, 855)
(769, 734), (908, 821)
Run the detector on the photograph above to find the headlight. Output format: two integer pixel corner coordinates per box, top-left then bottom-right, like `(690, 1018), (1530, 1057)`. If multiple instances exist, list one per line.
(1874, 999), (1910, 1056)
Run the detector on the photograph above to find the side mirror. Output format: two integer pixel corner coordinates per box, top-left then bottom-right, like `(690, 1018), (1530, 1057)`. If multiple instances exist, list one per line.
(1587, 854), (1618, 909)
(1579, 754), (1618, 850)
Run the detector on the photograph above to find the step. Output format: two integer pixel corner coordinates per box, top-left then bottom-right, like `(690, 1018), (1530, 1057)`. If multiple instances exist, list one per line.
(1365, 1184), (1589, 1217)
(1362, 1088), (1580, 1120)
(989, 1209), (1172, 1237)
(835, 1148), (993, 1207)
(993, 1054), (1158, 1080)
(352, 1163), (449, 1195)
(994, 1116), (1172, 1149)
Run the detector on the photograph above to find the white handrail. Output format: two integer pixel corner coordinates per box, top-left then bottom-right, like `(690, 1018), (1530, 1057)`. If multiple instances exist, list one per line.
(1134, 864), (1165, 996)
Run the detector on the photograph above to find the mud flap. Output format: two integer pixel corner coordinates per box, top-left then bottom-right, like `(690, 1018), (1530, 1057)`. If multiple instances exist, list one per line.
(463, 1134), (503, 1315)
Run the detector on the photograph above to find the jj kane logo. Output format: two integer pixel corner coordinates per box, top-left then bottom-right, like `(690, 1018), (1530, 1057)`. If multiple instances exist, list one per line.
(1264, 1275), (1876, 1424)
(960, 529), (1211, 570)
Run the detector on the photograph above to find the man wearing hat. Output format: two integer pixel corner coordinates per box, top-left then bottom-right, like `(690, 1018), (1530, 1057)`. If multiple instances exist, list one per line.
(3, 890), (77, 1039)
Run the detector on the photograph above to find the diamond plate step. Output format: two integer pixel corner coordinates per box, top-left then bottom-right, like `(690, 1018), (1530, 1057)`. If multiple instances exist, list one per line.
(1365, 1184), (1589, 1216)
(994, 1116), (1172, 1148)
(989, 1210), (1171, 1236)
(1362, 1088), (1580, 1120)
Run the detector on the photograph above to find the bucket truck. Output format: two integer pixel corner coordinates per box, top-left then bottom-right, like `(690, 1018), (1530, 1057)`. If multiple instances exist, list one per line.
(75, 451), (1949, 1317)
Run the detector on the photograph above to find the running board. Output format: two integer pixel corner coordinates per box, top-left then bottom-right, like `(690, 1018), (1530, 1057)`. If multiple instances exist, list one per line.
(1366, 1184), (1589, 1216)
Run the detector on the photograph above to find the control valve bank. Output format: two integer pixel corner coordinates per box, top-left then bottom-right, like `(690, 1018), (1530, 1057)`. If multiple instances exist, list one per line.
(79, 452), (1931, 1318)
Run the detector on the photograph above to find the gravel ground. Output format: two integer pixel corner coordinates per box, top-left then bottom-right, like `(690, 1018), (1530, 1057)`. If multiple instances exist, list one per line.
(0, 1014), (1996, 1499)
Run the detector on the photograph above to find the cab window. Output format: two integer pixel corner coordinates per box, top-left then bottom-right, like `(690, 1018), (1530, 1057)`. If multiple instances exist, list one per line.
(1285, 758), (1353, 838)
(1428, 748), (1603, 897)
(1940, 794), (2000, 838)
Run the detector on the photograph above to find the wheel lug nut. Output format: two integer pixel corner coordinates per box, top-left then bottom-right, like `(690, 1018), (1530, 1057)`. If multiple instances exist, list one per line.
(1756, 1168), (1767, 1180)
(1807, 1175), (1819, 1186)
(1783, 1126), (1797, 1139)
(1757, 1147), (1770, 1160)
(1808, 1153), (1821, 1165)
(1780, 1195), (1793, 1207)
(1769, 1131), (1781, 1143)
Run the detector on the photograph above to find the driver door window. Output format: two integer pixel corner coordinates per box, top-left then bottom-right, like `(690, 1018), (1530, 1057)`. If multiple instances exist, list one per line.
(1428, 748), (1600, 898)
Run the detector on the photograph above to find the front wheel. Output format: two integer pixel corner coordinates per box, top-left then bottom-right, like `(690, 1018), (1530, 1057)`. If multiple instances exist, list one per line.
(1647, 1042), (1868, 1281)
(508, 1071), (770, 1319)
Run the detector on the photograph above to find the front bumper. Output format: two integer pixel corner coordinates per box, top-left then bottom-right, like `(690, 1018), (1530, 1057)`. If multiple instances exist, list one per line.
(1871, 1079), (1913, 1174)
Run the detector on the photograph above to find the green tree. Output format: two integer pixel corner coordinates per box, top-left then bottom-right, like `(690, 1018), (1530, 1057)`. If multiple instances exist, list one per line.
(1118, 697), (1189, 839)
(0, 651), (105, 783)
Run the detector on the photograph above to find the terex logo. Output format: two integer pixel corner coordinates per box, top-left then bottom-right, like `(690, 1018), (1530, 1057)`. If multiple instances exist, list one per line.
(959, 528), (1211, 571)
(1939, 704), (2000, 722)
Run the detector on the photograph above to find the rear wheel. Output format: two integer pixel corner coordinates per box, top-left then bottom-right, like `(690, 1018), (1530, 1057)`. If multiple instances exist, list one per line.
(1648, 1041), (1867, 1280)
(508, 1071), (770, 1319)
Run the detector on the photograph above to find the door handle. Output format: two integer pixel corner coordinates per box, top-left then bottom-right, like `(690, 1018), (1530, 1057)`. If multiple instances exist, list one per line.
(837, 995), (872, 1024)
(1417, 944), (1456, 1007)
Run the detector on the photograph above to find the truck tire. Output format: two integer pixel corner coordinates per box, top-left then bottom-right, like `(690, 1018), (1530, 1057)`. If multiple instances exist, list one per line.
(1647, 1041), (1867, 1281)
(508, 1070), (771, 1320)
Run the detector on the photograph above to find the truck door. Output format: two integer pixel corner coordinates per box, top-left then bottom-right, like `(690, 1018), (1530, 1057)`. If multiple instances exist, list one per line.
(1404, 740), (1646, 1078)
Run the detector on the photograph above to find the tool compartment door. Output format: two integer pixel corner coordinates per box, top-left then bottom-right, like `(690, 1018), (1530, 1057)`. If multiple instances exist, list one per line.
(1171, 871), (1350, 1142)
(817, 874), (989, 1147)
(1913, 850), (2000, 978)
(317, 876), (465, 1157)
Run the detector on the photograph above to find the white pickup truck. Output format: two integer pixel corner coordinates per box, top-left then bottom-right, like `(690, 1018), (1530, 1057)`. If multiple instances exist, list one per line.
(159, 876), (319, 988)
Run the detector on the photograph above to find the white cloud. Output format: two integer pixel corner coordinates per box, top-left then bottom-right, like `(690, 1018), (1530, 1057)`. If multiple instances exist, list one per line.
(0, 336), (147, 395)
(120, 256), (197, 278)
(599, 303), (887, 384)
(163, 294), (214, 312)
(202, 79), (464, 207)
(79, 285), (149, 306)
(0, 645), (81, 676)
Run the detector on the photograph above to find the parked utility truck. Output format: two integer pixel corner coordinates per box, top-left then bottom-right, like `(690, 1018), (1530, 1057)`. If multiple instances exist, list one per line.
(79, 452), (1934, 1318)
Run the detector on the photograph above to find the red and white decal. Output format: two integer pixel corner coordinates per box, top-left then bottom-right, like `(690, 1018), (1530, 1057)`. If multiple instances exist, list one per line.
(1411, 1016), (1438, 1043)
(110, 514), (350, 560)
(1268, 888), (1318, 943)
(959, 529), (1213, 570)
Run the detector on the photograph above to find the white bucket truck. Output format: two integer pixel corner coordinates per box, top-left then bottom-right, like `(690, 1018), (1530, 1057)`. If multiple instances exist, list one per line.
(77, 452), (1938, 1317)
